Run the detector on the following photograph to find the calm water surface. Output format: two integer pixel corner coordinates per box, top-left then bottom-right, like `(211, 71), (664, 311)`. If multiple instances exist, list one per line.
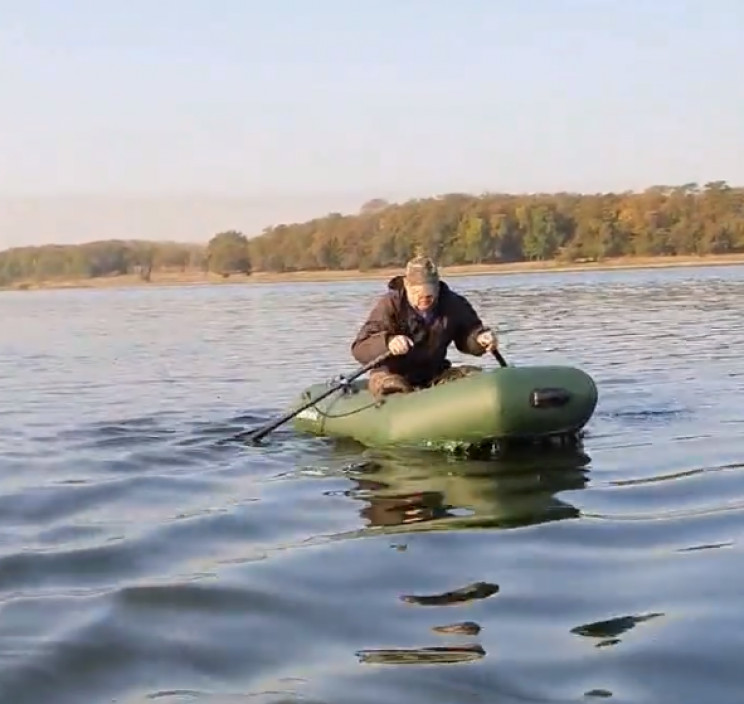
(1, 265), (744, 704)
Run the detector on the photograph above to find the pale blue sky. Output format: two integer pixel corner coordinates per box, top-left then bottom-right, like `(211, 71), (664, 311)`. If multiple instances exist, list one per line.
(1, 0), (742, 245)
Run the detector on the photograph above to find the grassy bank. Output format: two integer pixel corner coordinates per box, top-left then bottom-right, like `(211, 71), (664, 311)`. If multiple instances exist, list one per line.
(5, 253), (744, 291)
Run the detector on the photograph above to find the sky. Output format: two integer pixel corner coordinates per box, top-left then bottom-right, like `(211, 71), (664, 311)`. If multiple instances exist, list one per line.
(1, 0), (742, 247)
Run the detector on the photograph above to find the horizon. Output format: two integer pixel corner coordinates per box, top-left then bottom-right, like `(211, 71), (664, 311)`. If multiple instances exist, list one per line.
(2, 0), (742, 249)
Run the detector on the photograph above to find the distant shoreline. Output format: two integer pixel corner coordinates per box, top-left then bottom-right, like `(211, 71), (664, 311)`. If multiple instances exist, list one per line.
(4, 253), (744, 291)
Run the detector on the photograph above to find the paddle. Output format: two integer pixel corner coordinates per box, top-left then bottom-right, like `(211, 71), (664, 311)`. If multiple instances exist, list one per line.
(235, 350), (393, 444)
(491, 348), (508, 367)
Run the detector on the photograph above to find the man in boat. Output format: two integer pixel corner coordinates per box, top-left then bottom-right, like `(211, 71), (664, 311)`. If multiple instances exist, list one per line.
(351, 255), (498, 397)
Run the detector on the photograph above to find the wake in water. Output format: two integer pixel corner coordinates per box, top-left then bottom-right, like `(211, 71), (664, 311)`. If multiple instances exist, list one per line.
(46, 408), (299, 451)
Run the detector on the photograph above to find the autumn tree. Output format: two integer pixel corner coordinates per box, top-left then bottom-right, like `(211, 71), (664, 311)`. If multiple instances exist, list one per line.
(206, 230), (251, 277)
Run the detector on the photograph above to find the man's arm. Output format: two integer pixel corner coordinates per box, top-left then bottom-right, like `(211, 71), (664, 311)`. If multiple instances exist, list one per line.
(351, 294), (396, 364)
(453, 294), (491, 357)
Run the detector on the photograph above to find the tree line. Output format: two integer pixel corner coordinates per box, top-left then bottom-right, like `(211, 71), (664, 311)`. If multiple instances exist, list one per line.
(249, 181), (744, 271)
(0, 234), (247, 287)
(2, 181), (743, 286)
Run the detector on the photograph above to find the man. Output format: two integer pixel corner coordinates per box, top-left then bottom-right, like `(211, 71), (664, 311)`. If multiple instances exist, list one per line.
(351, 255), (497, 397)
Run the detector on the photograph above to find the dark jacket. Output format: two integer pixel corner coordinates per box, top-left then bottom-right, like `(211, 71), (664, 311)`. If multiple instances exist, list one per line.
(351, 276), (488, 386)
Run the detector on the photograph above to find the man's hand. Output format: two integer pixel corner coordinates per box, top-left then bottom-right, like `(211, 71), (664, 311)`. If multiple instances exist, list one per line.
(387, 335), (413, 356)
(476, 329), (497, 352)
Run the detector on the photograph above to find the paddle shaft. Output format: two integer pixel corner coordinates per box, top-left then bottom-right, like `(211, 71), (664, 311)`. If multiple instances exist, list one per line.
(491, 348), (508, 367)
(240, 350), (392, 443)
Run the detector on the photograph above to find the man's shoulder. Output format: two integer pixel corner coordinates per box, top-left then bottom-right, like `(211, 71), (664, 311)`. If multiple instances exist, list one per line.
(440, 281), (472, 306)
(368, 288), (402, 313)
(378, 285), (405, 304)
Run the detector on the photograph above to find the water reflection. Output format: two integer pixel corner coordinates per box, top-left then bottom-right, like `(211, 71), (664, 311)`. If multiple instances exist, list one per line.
(356, 644), (486, 665)
(571, 612), (665, 648)
(323, 447), (594, 670)
(400, 582), (500, 606)
(342, 445), (591, 535)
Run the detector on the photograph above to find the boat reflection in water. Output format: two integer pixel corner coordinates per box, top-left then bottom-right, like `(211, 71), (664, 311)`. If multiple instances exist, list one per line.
(336, 445), (591, 667)
(342, 444), (591, 534)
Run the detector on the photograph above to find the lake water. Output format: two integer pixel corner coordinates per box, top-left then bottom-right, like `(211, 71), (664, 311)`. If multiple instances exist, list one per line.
(1, 264), (744, 704)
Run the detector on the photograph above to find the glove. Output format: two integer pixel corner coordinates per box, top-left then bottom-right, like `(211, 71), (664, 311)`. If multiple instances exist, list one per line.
(476, 329), (497, 351)
(387, 335), (413, 356)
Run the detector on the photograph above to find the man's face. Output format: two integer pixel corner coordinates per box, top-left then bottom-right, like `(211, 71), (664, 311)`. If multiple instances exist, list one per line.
(405, 282), (438, 311)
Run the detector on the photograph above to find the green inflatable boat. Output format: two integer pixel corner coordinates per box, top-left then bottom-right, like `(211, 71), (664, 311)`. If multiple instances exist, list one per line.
(290, 364), (598, 452)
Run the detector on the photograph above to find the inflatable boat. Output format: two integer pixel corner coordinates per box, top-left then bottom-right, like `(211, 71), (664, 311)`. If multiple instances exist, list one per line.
(290, 364), (598, 452)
